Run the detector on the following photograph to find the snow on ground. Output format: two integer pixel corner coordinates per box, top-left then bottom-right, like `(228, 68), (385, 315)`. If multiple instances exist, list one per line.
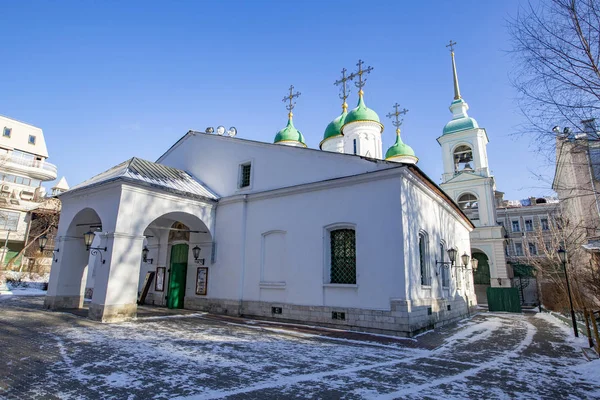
(0, 287), (46, 297)
(535, 311), (589, 349)
(2, 297), (599, 399)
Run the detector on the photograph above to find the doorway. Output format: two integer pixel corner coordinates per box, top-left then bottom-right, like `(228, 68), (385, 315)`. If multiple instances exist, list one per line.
(167, 243), (188, 309)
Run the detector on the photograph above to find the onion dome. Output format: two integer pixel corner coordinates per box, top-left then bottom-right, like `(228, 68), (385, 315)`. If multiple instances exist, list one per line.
(342, 95), (382, 131)
(385, 129), (418, 164)
(274, 117), (306, 147)
(443, 99), (479, 135)
(320, 110), (347, 148)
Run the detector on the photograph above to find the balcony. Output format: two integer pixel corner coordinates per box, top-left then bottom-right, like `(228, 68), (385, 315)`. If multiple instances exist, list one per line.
(0, 155), (58, 181)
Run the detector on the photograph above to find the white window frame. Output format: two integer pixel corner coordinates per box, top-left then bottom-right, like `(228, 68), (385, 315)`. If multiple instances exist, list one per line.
(515, 242), (524, 256)
(323, 223), (357, 286)
(511, 219), (521, 233)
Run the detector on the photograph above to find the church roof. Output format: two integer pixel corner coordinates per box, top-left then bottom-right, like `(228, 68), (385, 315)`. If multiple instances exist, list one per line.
(342, 96), (382, 131)
(69, 157), (218, 200)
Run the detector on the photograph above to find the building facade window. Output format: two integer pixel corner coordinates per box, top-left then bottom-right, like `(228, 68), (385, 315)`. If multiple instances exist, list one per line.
(3, 127), (11, 138)
(528, 243), (537, 255)
(329, 228), (356, 284)
(239, 163), (251, 188)
(440, 242), (449, 287)
(353, 139), (357, 155)
(512, 220), (520, 232)
(419, 232), (430, 286)
(0, 210), (19, 230)
(453, 145), (473, 173)
(515, 243), (524, 256)
(28, 135), (36, 145)
(525, 219), (533, 231)
(541, 218), (549, 231)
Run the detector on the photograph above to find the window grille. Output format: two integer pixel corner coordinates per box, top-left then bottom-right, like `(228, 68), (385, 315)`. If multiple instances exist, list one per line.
(240, 164), (251, 188)
(440, 242), (449, 287)
(419, 233), (430, 286)
(330, 229), (356, 284)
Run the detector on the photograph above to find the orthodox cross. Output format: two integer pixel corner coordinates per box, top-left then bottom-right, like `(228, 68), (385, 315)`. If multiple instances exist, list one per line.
(446, 40), (462, 100)
(349, 59), (373, 96)
(334, 68), (351, 112)
(386, 103), (409, 134)
(446, 40), (457, 53)
(282, 85), (301, 119)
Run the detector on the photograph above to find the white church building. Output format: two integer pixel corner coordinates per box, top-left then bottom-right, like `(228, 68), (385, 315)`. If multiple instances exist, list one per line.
(45, 58), (482, 336)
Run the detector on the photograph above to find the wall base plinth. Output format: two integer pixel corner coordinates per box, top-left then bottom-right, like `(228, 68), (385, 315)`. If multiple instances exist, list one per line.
(88, 303), (137, 322)
(44, 295), (83, 310)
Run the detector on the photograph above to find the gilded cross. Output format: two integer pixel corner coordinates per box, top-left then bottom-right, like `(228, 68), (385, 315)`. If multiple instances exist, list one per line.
(334, 68), (351, 112)
(349, 59), (373, 96)
(282, 85), (301, 118)
(446, 40), (457, 53)
(386, 103), (409, 133)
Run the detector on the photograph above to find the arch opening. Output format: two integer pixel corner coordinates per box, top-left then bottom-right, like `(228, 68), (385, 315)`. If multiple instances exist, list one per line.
(139, 212), (213, 310)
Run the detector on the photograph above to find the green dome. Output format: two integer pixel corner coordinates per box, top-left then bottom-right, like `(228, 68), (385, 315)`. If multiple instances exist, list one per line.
(274, 118), (306, 146)
(385, 133), (416, 160)
(443, 117), (479, 135)
(443, 99), (479, 135)
(343, 96), (381, 128)
(322, 111), (347, 142)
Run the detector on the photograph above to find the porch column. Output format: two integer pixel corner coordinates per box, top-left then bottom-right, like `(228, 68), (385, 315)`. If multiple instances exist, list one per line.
(45, 236), (89, 310)
(88, 232), (145, 322)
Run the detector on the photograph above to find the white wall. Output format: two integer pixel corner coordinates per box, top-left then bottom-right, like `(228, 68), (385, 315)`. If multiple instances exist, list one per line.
(400, 172), (475, 304)
(157, 132), (395, 198)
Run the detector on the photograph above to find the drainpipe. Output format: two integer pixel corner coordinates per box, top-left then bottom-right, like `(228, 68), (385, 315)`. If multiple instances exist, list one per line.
(238, 195), (248, 315)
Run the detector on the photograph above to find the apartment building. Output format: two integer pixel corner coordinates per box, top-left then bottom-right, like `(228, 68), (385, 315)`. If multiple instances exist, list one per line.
(0, 115), (65, 267)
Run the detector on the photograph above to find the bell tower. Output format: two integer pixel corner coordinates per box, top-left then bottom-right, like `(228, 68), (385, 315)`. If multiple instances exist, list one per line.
(437, 41), (510, 292)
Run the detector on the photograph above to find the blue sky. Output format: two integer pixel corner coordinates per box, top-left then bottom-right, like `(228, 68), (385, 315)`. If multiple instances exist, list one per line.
(0, 0), (549, 200)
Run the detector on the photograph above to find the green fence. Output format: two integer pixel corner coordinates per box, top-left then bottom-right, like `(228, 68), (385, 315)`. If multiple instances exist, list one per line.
(487, 287), (522, 313)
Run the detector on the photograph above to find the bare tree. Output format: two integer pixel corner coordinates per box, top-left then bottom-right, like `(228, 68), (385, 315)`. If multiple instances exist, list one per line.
(509, 0), (600, 151)
(512, 212), (600, 310)
(6, 198), (61, 273)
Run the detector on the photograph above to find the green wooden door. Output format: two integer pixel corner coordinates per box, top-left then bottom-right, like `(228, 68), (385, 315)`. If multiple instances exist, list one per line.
(167, 244), (188, 309)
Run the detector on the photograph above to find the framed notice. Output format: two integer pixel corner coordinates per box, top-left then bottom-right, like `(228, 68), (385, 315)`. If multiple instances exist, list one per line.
(155, 266), (166, 292)
(196, 267), (208, 295)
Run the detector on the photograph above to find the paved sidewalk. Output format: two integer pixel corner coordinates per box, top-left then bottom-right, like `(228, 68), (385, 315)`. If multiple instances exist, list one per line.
(0, 296), (598, 399)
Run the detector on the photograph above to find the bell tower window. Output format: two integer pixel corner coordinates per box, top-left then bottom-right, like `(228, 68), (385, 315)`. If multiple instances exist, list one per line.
(453, 145), (473, 173)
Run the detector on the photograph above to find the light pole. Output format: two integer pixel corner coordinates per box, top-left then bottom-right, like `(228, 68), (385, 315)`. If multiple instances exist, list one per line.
(557, 247), (579, 337)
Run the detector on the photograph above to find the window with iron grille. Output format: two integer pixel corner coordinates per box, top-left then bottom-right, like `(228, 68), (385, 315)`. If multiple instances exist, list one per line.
(330, 228), (356, 284)
(239, 163), (251, 188)
(440, 242), (449, 287)
(419, 232), (430, 286)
